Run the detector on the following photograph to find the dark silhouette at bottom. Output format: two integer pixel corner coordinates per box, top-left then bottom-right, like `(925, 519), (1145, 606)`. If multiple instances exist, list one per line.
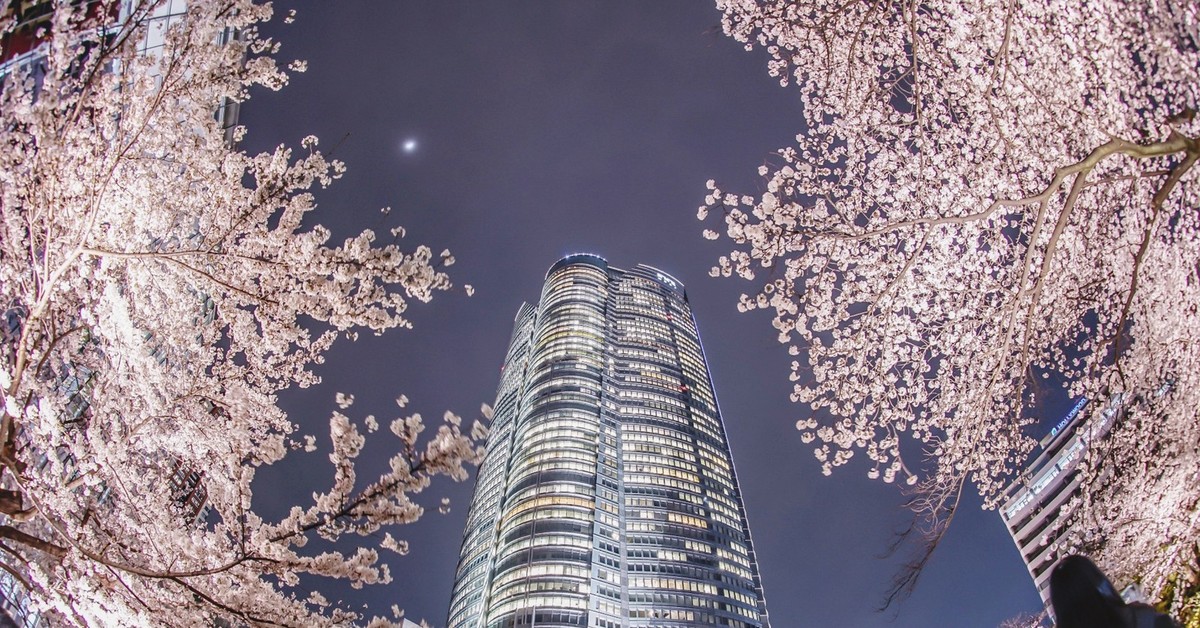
(1050, 555), (1179, 628)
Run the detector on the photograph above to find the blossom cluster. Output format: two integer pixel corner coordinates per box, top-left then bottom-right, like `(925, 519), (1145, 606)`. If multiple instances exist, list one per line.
(703, 0), (1200, 595)
(0, 1), (479, 624)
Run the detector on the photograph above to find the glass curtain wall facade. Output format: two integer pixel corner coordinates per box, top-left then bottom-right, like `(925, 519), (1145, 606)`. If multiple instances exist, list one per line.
(448, 254), (769, 628)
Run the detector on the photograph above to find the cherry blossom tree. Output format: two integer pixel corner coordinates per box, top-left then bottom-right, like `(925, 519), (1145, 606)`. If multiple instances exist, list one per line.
(0, 1), (484, 624)
(701, 0), (1199, 606)
(996, 611), (1047, 628)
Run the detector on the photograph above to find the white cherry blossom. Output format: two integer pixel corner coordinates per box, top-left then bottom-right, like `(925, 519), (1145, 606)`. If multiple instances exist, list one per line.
(703, 0), (1199, 608)
(0, 1), (484, 624)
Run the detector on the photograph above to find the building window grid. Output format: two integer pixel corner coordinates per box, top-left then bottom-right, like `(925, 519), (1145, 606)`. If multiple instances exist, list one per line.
(448, 259), (768, 628)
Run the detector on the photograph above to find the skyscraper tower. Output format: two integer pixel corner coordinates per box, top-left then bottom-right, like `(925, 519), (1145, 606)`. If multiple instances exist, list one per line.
(448, 254), (770, 628)
(999, 394), (1127, 610)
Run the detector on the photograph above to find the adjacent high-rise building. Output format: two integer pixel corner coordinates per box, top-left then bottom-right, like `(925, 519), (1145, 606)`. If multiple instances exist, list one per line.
(447, 254), (770, 628)
(999, 395), (1125, 608)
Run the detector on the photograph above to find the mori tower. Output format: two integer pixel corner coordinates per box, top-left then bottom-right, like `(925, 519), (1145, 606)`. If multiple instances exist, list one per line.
(447, 254), (770, 628)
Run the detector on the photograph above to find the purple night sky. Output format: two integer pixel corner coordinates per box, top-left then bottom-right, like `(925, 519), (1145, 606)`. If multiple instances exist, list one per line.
(240, 2), (1054, 625)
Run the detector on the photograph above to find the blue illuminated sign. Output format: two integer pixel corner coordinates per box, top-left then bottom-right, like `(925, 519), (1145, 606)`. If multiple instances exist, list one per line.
(1048, 397), (1089, 439)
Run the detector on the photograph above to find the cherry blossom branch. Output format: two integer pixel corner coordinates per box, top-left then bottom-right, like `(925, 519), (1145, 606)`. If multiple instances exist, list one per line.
(61, 0), (169, 132)
(102, 562), (153, 612)
(79, 247), (283, 266)
(9, 12), (194, 405)
(0, 525), (65, 559)
(0, 555), (33, 592)
(880, 475), (966, 610)
(75, 250), (279, 305)
(1109, 141), (1200, 384)
(796, 133), (1196, 246)
(269, 457), (427, 544)
(169, 576), (291, 628)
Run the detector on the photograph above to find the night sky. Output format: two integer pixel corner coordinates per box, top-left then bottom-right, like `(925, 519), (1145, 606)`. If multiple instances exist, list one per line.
(240, 2), (1047, 626)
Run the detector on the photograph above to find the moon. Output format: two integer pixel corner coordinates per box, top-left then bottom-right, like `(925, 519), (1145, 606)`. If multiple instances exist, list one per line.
(402, 138), (418, 154)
